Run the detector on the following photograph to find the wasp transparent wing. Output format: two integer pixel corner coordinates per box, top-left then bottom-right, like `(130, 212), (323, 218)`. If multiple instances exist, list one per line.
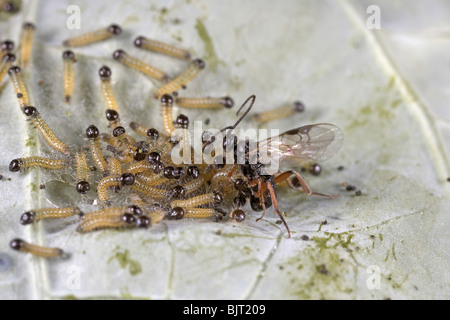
(258, 123), (344, 165)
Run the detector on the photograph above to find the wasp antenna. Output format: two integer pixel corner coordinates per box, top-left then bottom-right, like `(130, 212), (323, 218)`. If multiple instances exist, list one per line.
(236, 94), (255, 117)
(220, 95), (255, 133)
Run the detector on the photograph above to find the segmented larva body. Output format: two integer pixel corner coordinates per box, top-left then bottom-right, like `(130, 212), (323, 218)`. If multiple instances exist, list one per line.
(108, 157), (125, 192)
(134, 36), (191, 60)
(80, 206), (127, 220)
(183, 208), (216, 218)
(131, 178), (167, 199)
(100, 133), (119, 147)
(9, 156), (68, 172)
(8, 65), (30, 108)
(63, 24), (122, 47)
(153, 58), (205, 99)
(175, 96), (234, 109)
(75, 151), (90, 194)
(124, 161), (153, 175)
(86, 125), (109, 176)
(253, 101), (305, 123)
(135, 171), (166, 187)
(97, 175), (120, 205)
(20, 207), (81, 224)
(112, 49), (170, 82)
(99, 66), (119, 113)
(77, 214), (127, 233)
(211, 170), (235, 193)
(107, 156), (122, 176)
(160, 94), (175, 135)
(128, 193), (147, 209)
(10, 238), (64, 258)
(19, 22), (36, 68)
(129, 121), (150, 137)
(155, 136), (176, 159)
(170, 207), (216, 219)
(75, 151), (89, 182)
(0, 40), (14, 60)
(62, 50), (76, 103)
(98, 171), (135, 205)
(22, 106), (71, 154)
(171, 192), (219, 208)
(78, 206), (139, 232)
(0, 53), (15, 84)
(182, 177), (205, 195)
(148, 209), (165, 225)
(109, 149), (133, 165)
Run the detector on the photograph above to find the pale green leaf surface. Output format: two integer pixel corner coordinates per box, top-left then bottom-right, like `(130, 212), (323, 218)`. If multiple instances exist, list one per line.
(0, 0), (448, 299)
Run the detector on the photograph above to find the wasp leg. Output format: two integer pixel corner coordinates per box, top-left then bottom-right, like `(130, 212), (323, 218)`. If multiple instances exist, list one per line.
(274, 170), (338, 199)
(266, 181), (291, 238)
(226, 164), (239, 178)
(255, 178), (267, 222)
(274, 171), (295, 187)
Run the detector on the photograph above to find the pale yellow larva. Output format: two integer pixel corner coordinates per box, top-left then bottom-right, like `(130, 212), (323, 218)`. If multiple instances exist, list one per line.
(62, 50), (76, 103)
(86, 125), (108, 176)
(113, 49), (170, 82)
(63, 24), (122, 47)
(22, 106), (71, 154)
(20, 207), (81, 224)
(8, 65), (30, 108)
(252, 101), (304, 123)
(153, 59), (205, 99)
(19, 22), (36, 68)
(170, 192), (221, 208)
(175, 96), (234, 109)
(10, 238), (64, 258)
(134, 36), (191, 60)
(9, 156), (68, 172)
(75, 151), (90, 194)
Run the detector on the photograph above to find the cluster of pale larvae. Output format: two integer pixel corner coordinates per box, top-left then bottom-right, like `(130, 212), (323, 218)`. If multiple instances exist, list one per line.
(3, 22), (336, 259)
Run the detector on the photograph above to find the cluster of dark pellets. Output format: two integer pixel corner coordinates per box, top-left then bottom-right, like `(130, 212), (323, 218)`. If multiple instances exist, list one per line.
(4, 20), (331, 258)
(342, 182), (362, 197)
